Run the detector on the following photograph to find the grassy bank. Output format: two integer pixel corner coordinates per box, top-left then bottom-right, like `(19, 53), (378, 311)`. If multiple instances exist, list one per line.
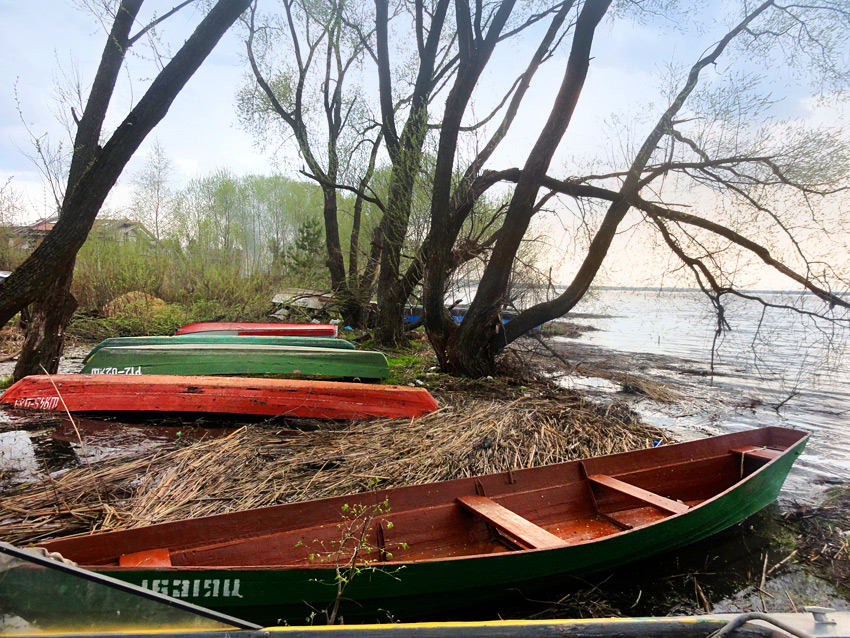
(67, 296), (275, 341)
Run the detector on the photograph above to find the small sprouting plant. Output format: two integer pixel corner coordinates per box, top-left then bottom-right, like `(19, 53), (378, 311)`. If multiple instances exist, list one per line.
(302, 499), (406, 624)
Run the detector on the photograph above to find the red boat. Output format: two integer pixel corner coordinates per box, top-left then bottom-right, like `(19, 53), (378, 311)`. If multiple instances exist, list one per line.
(0, 375), (438, 420)
(175, 322), (338, 336)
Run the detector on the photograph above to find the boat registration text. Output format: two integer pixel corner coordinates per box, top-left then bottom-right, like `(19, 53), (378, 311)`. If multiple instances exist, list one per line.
(140, 578), (243, 599)
(88, 366), (143, 375)
(12, 397), (61, 410)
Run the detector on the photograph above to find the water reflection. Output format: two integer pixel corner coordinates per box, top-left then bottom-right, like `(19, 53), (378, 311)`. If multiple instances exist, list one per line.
(0, 414), (232, 489)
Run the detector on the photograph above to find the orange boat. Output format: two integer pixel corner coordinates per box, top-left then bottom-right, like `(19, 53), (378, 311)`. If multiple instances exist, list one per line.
(175, 322), (338, 336)
(0, 375), (438, 420)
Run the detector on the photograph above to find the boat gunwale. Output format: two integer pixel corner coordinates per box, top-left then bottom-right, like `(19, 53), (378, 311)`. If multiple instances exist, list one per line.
(52, 427), (809, 571)
(86, 344), (383, 355)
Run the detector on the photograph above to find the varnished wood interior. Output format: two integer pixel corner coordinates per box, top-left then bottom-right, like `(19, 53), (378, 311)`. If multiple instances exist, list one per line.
(457, 495), (568, 550)
(39, 427), (807, 569)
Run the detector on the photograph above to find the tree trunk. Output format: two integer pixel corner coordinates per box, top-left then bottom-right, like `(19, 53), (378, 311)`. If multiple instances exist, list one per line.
(444, 310), (503, 376)
(321, 185), (347, 291)
(447, 0), (613, 376)
(0, 0), (250, 378)
(376, 281), (407, 345)
(375, 141), (426, 346)
(0, 0), (250, 330)
(372, 0), (451, 348)
(422, 0), (518, 365)
(13, 267), (77, 380)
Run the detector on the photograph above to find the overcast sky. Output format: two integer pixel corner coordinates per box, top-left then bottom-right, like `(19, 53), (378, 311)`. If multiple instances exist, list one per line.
(1, 1), (845, 288)
(0, 1), (736, 219)
(0, 0), (269, 219)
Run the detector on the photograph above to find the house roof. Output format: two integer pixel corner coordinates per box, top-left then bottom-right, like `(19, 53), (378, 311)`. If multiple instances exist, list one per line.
(7, 217), (154, 239)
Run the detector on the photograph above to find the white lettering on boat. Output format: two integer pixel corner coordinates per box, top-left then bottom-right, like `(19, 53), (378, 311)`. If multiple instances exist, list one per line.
(88, 366), (143, 375)
(140, 578), (243, 599)
(13, 397), (60, 410)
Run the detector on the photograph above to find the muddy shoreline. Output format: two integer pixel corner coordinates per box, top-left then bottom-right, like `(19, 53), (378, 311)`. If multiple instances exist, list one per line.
(518, 332), (850, 617)
(0, 329), (848, 621)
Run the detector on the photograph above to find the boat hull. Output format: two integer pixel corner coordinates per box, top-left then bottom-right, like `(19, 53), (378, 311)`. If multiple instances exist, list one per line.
(176, 323), (338, 336)
(37, 428), (807, 624)
(0, 374), (438, 419)
(83, 336), (355, 364)
(79, 344), (389, 380)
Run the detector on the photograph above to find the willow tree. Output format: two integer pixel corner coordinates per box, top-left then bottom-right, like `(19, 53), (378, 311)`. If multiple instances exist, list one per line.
(418, 0), (850, 375)
(367, 0), (577, 344)
(0, 0), (251, 379)
(240, 0), (382, 327)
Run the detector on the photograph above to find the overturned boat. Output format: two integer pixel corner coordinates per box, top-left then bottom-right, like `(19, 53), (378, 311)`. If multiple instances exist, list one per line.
(80, 343), (389, 380)
(0, 374), (438, 420)
(175, 322), (338, 336)
(82, 335), (356, 364)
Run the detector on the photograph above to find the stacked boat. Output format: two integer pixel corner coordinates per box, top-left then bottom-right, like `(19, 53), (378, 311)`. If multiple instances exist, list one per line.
(0, 322), (438, 420)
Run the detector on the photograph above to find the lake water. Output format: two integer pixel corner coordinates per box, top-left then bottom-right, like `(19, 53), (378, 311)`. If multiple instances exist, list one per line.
(554, 288), (850, 502)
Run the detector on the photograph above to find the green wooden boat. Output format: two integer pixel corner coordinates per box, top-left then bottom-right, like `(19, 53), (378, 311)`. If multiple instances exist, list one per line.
(80, 343), (389, 380)
(82, 335), (355, 365)
(9, 542), (850, 636)
(39, 427), (807, 625)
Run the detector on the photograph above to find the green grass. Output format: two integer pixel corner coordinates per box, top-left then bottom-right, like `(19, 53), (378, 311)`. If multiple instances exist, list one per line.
(386, 355), (427, 385)
(67, 298), (276, 341)
(383, 337), (439, 386)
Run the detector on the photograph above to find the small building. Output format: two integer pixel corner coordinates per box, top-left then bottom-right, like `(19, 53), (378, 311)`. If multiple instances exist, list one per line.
(5, 217), (155, 252)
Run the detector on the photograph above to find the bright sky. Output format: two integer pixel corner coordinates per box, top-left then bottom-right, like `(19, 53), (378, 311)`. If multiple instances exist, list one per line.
(0, 1), (846, 288)
(0, 1), (266, 219)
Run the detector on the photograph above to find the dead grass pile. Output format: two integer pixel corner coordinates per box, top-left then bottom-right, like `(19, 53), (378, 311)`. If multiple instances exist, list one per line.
(617, 375), (684, 403)
(0, 428), (278, 543)
(785, 484), (850, 590)
(0, 392), (669, 546)
(102, 291), (167, 317)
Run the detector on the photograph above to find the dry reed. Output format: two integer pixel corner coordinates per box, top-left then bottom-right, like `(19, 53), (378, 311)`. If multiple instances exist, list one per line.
(0, 392), (670, 546)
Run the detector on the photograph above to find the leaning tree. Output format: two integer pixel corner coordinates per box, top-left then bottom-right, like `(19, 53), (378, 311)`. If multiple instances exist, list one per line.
(415, 0), (850, 375)
(0, 0), (251, 379)
(363, 0), (579, 344)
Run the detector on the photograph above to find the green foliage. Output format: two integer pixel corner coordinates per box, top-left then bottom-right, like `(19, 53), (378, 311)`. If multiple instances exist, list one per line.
(386, 355), (425, 385)
(64, 167), (386, 333)
(71, 170), (368, 322)
(281, 218), (327, 286)
(71, 233), (278, 338)
(0, 238), (26, 272)
(385, 340), (438, 385)
(69, 304), (189, 340)
(73, 238), (169, 311)
(67, 297), (275, 340)
(302, 499), (405, 624)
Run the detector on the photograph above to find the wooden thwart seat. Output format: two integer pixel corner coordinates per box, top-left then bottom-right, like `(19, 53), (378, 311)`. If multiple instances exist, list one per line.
(588, 474), (689, 516)
(731, 446), (782, 462)
(457, 495), (567, 550)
